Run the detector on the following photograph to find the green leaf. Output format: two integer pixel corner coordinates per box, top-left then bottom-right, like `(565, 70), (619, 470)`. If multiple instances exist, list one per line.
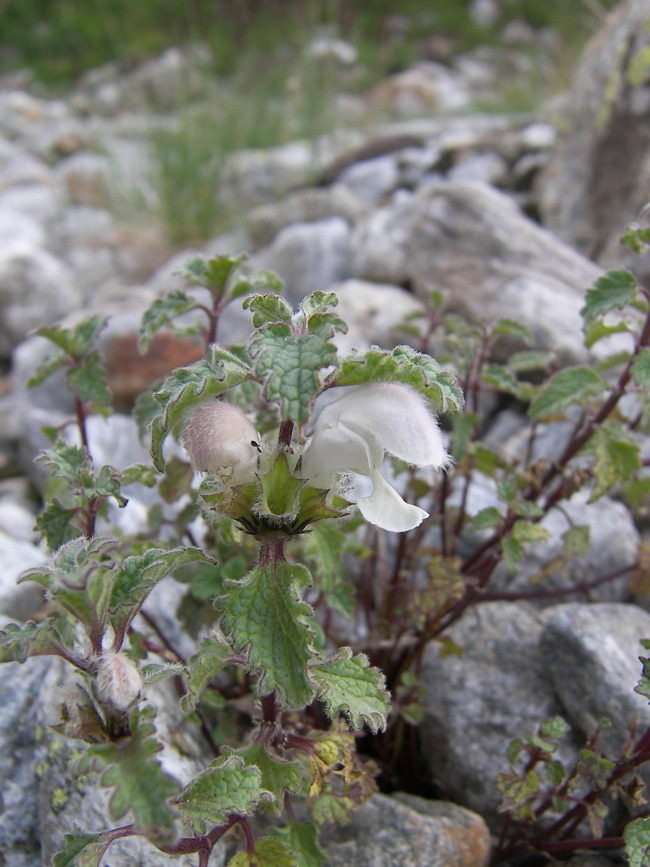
(109, 546), (212, 645)
(27, 348), (67, 388)
(581, 423), (641, 501)
(633, 348), (650, 389)
(584, 319), (632, 349)
(140, 661), (185, 687)
(450, 412), (477, 462)
(468, 507), (502, 533)
(67, 353), (111, 408)
(177, 755), (267, 834)
(335, 345), (463, 414)
(310, 647), (390, 733)
(268, 823), (327, 867)
(581, 269), (637, 322)
(139, 290), (201, 353)
(624, 816), (650, 867)
(181, 634), (232, 713)
(228, 837), (298, 867)
(35, 499), (80, 550)
(220, 560), (317, 709)
(511, 522), (549, 544)
(562, 525), (591, 558)
(34, 315), (106, 358)
(227, 743), (302, 813)
(150, 345), (255, 471)
(300, 521), (354, 618)
(496, 769), (540, 820)
(529, 366), (606, 421)
(182, 253), (248, 295)
(52, 831), (108, 867)
(243, 293), (293, 328)
(0, 620), (66, 663)
(78, 706), (179, 841)
(247, 296), (345, 425)
(481, 365), (522, 398)
(506, 351), (555, 373)
(492, 319), (533, 344)
(501, 536), (523, 570)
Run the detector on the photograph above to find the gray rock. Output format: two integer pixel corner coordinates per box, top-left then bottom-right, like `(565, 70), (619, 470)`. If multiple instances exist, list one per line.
(252, 217), (352, 305)
(0, 657), (53, 867)
(419, 602), (572, 825)
(407, 179), (602, 362)
(0, 184), (60, 226)
(246, 184), (363, 249)
(320, 793), (491, 867)
(349, 190), (414, 285)
(447, 151), (508, 185)
(0, 528), (45, 621)
(56, 151), (112, 208)
(538, 0), (650, 278)
(0, 237), (82, 358)
(540, 603), (650, 757)
(337, 154), (401, 205)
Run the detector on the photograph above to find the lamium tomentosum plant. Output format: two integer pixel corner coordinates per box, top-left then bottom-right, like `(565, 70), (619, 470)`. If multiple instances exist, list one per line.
(4, 227), (650, 865)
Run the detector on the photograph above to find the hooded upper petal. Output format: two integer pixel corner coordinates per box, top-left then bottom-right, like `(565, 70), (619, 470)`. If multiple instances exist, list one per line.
(300, 382), (448, 532)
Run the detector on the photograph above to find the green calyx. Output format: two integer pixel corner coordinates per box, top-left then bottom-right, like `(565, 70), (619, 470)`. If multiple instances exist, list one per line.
(198, 447), (349, 538)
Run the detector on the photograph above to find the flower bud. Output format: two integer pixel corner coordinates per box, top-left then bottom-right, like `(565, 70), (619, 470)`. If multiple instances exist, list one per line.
(94, 653), (142, 712)
(181, 402), (259, 485)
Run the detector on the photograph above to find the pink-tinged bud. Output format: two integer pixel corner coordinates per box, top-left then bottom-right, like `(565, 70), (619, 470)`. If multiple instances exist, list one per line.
(94, 653), (142, 711)
(181, 402), (259, 485)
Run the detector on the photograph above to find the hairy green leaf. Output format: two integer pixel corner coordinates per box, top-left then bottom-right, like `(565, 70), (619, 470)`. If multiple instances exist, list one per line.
(109, 546), (212, 645)
(624, 816), (650, 867)
(506, 351), (555, 373)
(529, 366), (606, 421)
(310, 647), (390, 733)
(228, 837), (298, 867)
(492, 319), (533, 344)
(300, 521), (354, 618)
(581, 423), (641, 501)
(481, 364), (522, 398)
(581, 269), (637, 322)
(181, 634), (232, 713)
(468, 507), (503, 533)
(268, 823), (326, 867)
(139, 290), (201, 353)
(226, 743), (302, 813)
(247, 296), (345, 424)
(335, 345), (463, 414)
(220, 561), (317, 708)
(52, 830), (107, 867)
(78, 706), (178, 840)
(0, 620), (66, 663)
(177, 755), (268, 834)
(35, 499), (80, 550)
(150, 345), (254, 470)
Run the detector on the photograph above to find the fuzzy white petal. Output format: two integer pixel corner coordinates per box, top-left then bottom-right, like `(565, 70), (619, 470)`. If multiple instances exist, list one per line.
(301, 418), (379, 487)
(313, 383), (448, 468)
(357, 469), (429, 532)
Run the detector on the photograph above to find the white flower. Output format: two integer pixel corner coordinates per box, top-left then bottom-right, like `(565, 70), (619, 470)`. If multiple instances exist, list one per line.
(301, 382), (448, 532)
(181, 402), (259, 485)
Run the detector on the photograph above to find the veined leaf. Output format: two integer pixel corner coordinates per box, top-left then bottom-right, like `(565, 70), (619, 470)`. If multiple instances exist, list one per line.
(481, 365), (522, 398)
(581, 423), (641, 502)
(77, 706), (179, 841)
(468, 507), (502, 533)
(310, 647), (390, 734)
(334, 345), (463, 414)
(0, 620), (66, 663)
(225, 743), (302, 813)
(220, 561), (317, 709)
(492, 319), (533, 344)
(624, 816), (650, 867)
(52, 831), (108, 867)
(139, 290), (202, 353)
(268, 823), (327, 867)
(150, 345), (255, 471)
(181, 634), (232, 713)
(177, 755), (268, 834)
(529, 366), (606, 421)
(632, 348), (650, 389)
(507, 351), (555, 373)
(228, 837), (298, 867)
(109, 546), (212, 646)
(247, 298), (344, 424)
(581, 270), (637, 322)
